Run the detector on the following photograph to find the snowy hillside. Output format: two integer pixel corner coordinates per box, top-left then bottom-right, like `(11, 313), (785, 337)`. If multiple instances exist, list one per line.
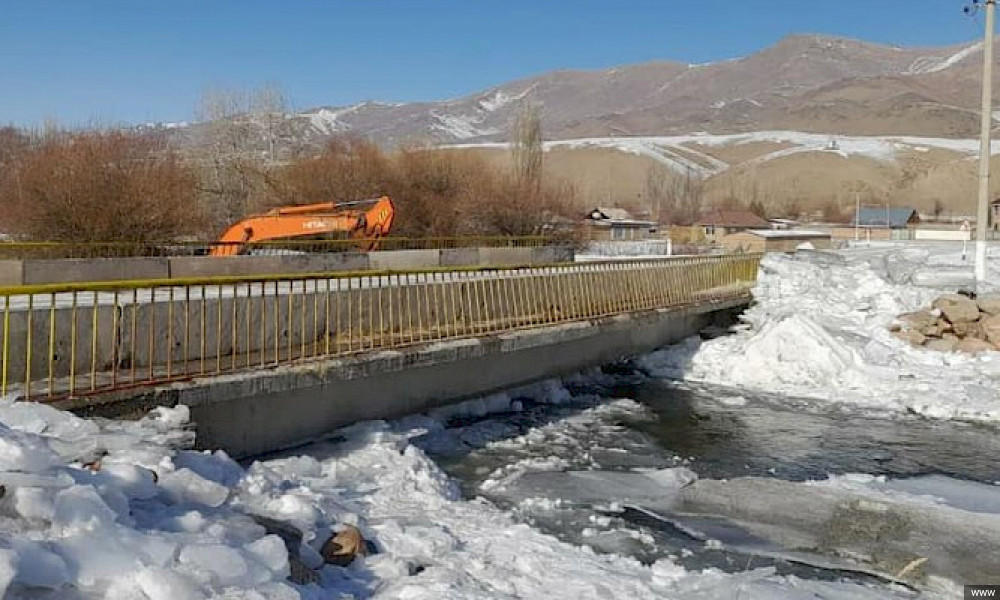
(451, 130), (1000, 176)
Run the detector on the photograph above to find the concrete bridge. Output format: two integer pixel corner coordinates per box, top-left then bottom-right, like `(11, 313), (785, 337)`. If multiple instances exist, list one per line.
(0, 254), (760, 457)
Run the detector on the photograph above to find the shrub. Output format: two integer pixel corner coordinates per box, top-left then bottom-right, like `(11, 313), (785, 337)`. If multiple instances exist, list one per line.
(264, 136), (579, 238)
(0, 131), (202, 242)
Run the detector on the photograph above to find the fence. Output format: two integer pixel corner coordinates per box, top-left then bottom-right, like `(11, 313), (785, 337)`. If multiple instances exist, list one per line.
(582, 240), (672, 257)
(0, 235), (564, 260)
(0, 254), (761, 402)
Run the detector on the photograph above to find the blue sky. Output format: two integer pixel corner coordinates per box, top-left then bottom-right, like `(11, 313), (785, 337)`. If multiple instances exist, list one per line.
(0, 1), (987, 126)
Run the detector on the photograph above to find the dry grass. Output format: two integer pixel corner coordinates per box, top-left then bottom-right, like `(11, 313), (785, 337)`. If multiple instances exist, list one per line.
(459, 142), (1000, 220)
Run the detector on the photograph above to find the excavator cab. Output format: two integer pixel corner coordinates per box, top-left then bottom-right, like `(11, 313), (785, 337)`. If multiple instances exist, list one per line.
(210, 196), (395, 256)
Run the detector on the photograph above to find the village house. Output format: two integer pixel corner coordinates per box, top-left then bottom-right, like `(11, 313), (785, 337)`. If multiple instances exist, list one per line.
(585, 207), (657, 241)
(695, 209), (770, 244)
(720, 229), (833, 253)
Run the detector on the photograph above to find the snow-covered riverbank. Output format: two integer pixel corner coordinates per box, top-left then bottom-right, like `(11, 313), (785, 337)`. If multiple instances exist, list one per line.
(640, 244), (1000, 423)
(0, 391), (925, 599)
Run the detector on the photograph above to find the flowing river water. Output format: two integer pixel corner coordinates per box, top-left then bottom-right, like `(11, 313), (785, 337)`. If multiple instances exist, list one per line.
(409, 371), (1000, 591)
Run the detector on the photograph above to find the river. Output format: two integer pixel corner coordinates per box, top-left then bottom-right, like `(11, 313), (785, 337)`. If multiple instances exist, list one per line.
(408, 371), (1000, 590)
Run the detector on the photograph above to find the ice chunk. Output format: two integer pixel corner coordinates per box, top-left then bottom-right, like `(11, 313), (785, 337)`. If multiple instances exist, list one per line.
(100, 462), (159, 500)
(0, 423), (62, 473)
(297, 540), (324, 569)
(0, 471), (73, 489)
(13, 486), (55, 522)
(53, 531), (144, 587)
(245, 535), (290, 576)
(159, 468), (229, 507)
(0, 550), (15, 597)
(9, 539), (70, 589)
(265, 492), (321, 526)
(173, 450), (244, 487)
(52, 485), (117, 535)
(0, 402), (100, 462)
(142, 405), (190, 430)
(178, 543), (249, 587)
(135, 566), (206, 600)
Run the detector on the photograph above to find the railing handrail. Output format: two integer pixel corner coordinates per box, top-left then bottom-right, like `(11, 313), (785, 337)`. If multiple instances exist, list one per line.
(0, 253), (763, 402)
(0, 235), (570, 259)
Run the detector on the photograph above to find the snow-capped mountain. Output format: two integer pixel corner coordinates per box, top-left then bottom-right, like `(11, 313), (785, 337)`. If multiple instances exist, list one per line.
(165, 34), (996, 153)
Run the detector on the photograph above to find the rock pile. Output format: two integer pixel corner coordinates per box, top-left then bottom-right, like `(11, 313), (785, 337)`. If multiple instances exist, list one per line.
(892, 293), (1000, 353)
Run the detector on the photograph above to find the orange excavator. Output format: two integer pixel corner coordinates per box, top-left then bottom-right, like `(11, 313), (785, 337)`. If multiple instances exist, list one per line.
(210, 196), (395, 256)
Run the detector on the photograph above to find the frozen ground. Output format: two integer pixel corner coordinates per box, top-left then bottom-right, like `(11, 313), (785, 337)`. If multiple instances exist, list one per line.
(639, 243), (1000, 424)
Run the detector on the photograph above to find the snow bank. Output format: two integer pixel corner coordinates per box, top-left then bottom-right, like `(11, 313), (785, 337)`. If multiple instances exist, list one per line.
(639, 246), (1000, 423)
(0, 391), (911, 599)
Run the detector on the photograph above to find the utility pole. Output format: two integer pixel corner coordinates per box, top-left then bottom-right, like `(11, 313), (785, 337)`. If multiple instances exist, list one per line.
(607, 127), (614, 205)
(855, 193), (860, 241)
(969, 0), (996, 285)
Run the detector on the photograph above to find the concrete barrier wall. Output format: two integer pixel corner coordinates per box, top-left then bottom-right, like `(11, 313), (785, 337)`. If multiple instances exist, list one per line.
(530, 246), (575, 264)
(0, 261), (23, 286)
(479, 247), (534, 266)
(439, 248), (480, 267)
(368, 249), (441, 271)
(168, 253), (370, 279)
(23, 258), (170, 285)
(2, 247), (574, 286)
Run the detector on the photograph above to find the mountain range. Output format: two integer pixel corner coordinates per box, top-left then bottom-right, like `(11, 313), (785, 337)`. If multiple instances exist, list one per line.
(158, 34), (1000, 217)
(224, 34), (998, 146)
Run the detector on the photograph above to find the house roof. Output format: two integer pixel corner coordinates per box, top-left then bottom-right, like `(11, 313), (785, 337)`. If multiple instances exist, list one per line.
(852, 207), (919, 228)
(589, 207), (634, 222)
(740, 229), (830, 239)
(697, 210), (769, 228)
(587, 207), (655, 228)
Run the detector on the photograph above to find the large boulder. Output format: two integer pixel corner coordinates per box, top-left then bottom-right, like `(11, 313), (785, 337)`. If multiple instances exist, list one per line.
(922, 319), (952, 338)
(933, 294), (981, 324)
(955, 338), (996, 354)
(926, 338), (959, 352)
(951, 320), (984, 339)
(320, 524), (370, 567)
(898, 310), (939, 332)
(892, 329), (926, 347)
(978, 293), (1000, 316)
(980, 314), (1000, 345)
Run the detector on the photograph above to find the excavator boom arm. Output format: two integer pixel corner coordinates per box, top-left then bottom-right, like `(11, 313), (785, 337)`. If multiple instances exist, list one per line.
(211, 196), (395, 256)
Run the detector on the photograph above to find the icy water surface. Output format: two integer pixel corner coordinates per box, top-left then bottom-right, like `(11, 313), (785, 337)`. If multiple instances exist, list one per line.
(632, 380), (1000, 483)
(414, 375), (1000, 590)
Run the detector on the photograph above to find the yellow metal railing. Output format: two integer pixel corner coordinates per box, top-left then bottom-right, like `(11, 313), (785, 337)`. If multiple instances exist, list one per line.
(0, 235), (565, 260)
(0, 254), (761, 401)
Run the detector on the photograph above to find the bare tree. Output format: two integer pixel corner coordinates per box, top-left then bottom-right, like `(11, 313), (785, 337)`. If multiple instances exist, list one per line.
(932, 198), (946, 219)
(194, 84), (290, 232)
(511, 101), (543, 191)
(664, 166), (704, 225)
(644, 163), (670, 224)
(251, 82), (290, 164)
